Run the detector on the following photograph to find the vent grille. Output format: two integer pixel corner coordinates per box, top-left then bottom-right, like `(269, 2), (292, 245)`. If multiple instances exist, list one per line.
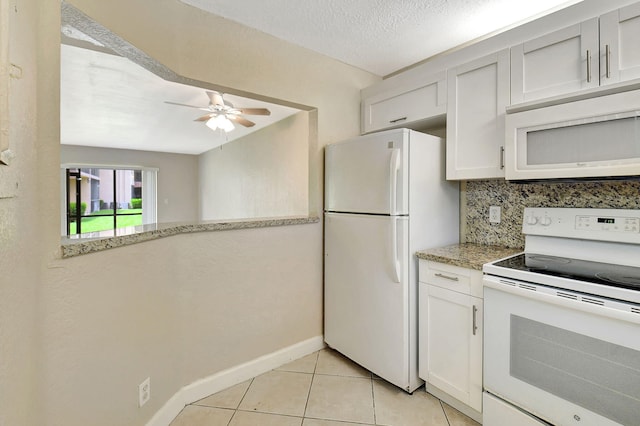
(631, 307), (640, 315)
(518, 283), (537, 292)
(557, 291), (578, 300)
(581, 297), (605, 306)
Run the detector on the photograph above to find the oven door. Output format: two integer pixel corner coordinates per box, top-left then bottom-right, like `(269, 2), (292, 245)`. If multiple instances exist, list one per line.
(483, 275), (640, 426)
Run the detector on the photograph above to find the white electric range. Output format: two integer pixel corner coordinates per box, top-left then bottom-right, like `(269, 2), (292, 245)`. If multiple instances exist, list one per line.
(482, 207), (640, 426)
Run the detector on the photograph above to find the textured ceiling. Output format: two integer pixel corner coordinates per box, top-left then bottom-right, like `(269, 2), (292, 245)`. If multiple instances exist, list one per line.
(180, 0), (583, 76)
(61, 0), (583, 155)
(60, 44), (300, 155)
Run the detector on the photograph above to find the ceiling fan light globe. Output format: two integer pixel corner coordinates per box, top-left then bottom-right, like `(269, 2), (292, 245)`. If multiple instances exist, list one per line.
(220, 116), (235, 132)
(205, 117), (219, 130)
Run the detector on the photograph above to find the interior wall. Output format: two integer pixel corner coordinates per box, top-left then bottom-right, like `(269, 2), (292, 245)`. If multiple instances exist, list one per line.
(60, 145), (199, 223)
(36, 1), (380, 425)
(0, 0), (42, 425)
(199, 112), (308, 220)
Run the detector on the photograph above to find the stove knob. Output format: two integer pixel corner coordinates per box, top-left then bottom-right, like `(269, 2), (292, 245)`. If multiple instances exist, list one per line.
(526, 215), (538, 225)
(540, 216), (552, 226)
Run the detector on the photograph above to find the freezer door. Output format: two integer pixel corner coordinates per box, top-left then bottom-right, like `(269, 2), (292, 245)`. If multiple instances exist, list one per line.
(325, 130), (408, 215)
(324, 212), (418, 391)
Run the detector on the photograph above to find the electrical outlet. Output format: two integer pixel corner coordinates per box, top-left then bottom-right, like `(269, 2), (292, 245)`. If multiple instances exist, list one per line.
(489, 206), (501, 224)
(139, 377), (150, 407)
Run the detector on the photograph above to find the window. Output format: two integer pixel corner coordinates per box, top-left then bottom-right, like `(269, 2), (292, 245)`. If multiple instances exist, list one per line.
(63, 166), (157, 236)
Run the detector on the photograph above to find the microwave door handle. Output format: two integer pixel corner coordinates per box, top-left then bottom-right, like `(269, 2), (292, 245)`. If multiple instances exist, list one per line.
(389, 148), (400, 215)
(606, 44), (611, 79)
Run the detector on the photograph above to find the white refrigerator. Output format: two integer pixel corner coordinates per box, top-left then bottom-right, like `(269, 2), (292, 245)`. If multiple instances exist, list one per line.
(324, 128), (459, 392)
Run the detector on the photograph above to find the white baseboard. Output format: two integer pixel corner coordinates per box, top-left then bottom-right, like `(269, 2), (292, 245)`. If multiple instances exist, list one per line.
(426, 383), (483, 424)
(146, 335), (325, 426)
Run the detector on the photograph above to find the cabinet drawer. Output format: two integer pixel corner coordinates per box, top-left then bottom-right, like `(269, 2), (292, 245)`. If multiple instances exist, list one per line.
(419, 260), (483, 298)
(362, 71), (446, 134)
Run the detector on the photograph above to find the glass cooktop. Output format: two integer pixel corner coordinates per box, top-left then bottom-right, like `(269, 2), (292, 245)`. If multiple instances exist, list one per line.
(494, 253), (640, 291)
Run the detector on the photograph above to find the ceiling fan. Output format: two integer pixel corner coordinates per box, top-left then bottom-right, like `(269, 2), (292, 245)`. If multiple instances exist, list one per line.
(165, 91), (271, 132)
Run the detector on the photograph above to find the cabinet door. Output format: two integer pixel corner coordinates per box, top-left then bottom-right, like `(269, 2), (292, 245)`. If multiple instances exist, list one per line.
(600, 3), (640, 86)
(446, 49), (509, 180)
(419, 283), (483, 412)
(362, 71), (446, 134)
(510, 18), (599, 104)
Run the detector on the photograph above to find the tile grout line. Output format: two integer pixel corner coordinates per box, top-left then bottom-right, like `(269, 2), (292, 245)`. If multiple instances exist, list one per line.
(225, 377), (254, 426)
(439, 398), (452, 426)
(301, 350), (320, 423)
(234, 408), (305, 422)
(370, 374), (377, 425)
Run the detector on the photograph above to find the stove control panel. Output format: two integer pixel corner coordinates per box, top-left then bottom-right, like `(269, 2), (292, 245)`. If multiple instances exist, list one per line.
(522, 207), (640, 243)
(575, 215), (640, 232)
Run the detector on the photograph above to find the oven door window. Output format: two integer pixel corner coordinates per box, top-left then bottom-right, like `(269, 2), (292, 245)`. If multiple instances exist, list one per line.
(510, 315), (639, 426)
(484, 285), (640, 426)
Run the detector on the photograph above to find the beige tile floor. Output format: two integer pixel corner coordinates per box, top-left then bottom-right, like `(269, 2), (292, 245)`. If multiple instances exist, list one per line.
(170, 348), (480, 426)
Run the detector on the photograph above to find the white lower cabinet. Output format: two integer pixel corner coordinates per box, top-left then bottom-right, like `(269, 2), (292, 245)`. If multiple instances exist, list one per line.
(418, 260), (483, 421)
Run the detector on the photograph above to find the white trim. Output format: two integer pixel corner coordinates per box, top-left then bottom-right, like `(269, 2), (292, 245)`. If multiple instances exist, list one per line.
(60, 163), (159, 172)
(145, 335), (325, 426)
(426, 383), (483, 424)
(142, 169), (157, 225)
(60, 169), (67, 235)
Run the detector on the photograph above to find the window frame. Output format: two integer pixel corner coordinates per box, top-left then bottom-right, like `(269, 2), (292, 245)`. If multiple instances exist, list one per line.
(61, 164), (157, 236)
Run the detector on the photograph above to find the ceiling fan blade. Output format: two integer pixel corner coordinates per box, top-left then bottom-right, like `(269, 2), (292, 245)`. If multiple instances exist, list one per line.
(238, 108), (271, 116)
(194, 113), (214, 122)
(206, 91), (225, 107)
(229, 115), (255, 127)
(165, 101), (211, 111)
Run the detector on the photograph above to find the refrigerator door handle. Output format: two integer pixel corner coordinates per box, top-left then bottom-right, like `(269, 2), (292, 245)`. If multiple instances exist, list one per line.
(391, 217), (401, 283)
(389, 148), (400, 215)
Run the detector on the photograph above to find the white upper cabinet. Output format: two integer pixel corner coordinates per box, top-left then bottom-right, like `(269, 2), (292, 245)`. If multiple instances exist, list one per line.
(599, 2), (640, 85)
(446, 49), (510, 180)
(510, 19), (599, 104)
(361, 71), (446, 134)
(512, 3), (640, 105)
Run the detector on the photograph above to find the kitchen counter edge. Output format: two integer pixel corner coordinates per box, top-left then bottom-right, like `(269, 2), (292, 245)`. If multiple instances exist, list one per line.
(416, 243), (522, 271)
(61, 216), (320, 258)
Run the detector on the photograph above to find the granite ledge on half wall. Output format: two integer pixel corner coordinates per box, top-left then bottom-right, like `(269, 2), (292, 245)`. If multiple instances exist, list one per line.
(60, 216), (320, 258)
(416, 243), (522, 271)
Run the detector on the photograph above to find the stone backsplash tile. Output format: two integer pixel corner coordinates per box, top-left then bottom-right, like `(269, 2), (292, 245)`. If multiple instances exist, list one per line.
(464, 179), (640, 248)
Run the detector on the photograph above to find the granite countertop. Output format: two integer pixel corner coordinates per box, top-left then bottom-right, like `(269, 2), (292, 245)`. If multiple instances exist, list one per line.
(61, 216), (319, 258)
(416, 243), (522, 271)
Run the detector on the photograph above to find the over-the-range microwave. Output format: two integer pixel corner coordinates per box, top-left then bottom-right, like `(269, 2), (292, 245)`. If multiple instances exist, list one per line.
(505, 89), (640, 181)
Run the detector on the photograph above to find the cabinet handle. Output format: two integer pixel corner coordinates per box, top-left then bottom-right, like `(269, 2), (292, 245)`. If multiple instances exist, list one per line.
(605, 44), (611, 79)
(389, 117), (407, 124)
(472, 305), (478, 336)
(500, 146), (505, 170)
(435, 273), (459, 281)
(586, 49), (592, 83)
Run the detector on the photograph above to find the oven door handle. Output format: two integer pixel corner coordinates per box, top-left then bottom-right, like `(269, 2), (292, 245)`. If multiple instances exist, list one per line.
(483, 276), (640, 325)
